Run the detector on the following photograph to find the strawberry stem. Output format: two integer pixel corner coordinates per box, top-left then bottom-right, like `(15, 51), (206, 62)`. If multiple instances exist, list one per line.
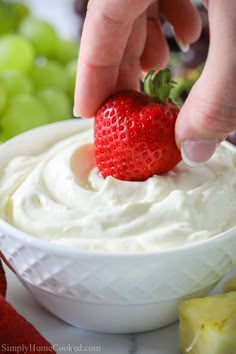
(144, 68), (176, 103)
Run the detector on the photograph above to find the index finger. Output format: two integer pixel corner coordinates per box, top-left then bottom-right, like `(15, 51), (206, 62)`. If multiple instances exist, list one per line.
(74, 0), (154, 118)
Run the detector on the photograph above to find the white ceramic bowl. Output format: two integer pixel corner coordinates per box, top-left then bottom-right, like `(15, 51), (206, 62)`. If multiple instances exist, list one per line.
(0, 120), (236, 334)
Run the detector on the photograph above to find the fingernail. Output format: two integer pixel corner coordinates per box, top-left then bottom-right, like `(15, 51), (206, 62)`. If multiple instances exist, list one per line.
(170, 26), (190, 53)
(175, 36), (190, 53)
(181, 139), (219, 167)
(73, 105), (80, 118)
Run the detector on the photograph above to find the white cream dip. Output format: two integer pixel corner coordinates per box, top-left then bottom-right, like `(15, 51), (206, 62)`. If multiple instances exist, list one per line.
(0, 120), (236, 253)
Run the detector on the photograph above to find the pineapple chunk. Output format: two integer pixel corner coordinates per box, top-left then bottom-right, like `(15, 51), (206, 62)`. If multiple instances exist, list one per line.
(224, 275), (236, 293)
(179, 292), (236, 354)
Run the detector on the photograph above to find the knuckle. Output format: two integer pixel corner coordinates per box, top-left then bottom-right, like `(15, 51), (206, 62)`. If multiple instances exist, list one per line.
(101, 12), (126, 26)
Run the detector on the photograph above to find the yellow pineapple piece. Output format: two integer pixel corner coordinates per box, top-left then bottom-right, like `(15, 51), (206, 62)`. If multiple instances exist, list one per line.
(224, 275), (236, 293)
(179, 292), (236, 354)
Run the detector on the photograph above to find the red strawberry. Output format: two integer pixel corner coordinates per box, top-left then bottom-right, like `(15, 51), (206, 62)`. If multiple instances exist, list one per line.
(94, 69), (181, 181)
(0, 258), (7, 298)
(0, 251), (16, 273)
(0, 295), (55, 353)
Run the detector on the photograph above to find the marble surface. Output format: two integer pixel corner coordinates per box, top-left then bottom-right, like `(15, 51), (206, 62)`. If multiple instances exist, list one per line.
(4, 265), (236, 354)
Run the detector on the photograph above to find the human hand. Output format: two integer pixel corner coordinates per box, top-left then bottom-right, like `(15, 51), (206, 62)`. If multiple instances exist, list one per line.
(176, 0), (236, 165)
(74, 0), (236, 166)
(74, 0), (201, 117)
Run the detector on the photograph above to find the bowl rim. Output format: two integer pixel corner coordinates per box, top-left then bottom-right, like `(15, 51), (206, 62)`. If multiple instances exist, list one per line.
(0, 120), (236, 259)
(0, 216), (236, 259)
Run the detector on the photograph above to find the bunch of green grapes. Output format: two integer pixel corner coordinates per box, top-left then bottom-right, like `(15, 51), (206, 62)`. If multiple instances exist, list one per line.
(0, 1), (79, 142)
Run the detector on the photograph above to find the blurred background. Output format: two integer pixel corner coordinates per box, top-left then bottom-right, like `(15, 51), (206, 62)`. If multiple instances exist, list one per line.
(0, 0), (214, 143)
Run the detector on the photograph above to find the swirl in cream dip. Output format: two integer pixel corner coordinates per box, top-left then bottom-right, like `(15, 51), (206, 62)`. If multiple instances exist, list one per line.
(0, 119), (236, 253)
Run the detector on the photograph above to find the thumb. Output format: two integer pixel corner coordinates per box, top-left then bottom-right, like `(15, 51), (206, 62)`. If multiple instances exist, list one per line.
(175, 0), (236, 166)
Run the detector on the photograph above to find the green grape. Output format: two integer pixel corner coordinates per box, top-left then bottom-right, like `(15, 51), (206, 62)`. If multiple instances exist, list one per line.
(1, 94), (49, 140)
(37, 89), (71, 123)
(0, 133), (5, 144)
(0, 34), (35, 74)
(10, 2), (30, 25)
(65, 59), (77, 99)
(30, 60), (66, 92)
(0, 2), (16, 35)
(0, 84), (7, 116)
(0, 71), (32, 99)
(19, 17), (59, 58)
(55, 39), (79, 65)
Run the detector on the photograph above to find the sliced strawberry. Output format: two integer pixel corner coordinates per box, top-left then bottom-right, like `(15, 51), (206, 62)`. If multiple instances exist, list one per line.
(0, 251), (15, 273)
(0, 296), (55, 353)
(94, 69), (181, 181)
(0, 258), (7, 298)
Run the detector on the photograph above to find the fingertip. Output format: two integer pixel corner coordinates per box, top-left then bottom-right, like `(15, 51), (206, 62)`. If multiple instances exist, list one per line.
(172, 32), (190, 53)
(74, 62), (117, 118)
(73, 90), (98, 118)
(178, 5), (202, 45)
(180, 139), (218, 166)
(73, 105), (80, 118)
(73, 99), (97, 119)
(73, 87), (94, 118)
(140, 19), (169, 72)
(160, 0), (202, 46)
(175, 76), (231, 154)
